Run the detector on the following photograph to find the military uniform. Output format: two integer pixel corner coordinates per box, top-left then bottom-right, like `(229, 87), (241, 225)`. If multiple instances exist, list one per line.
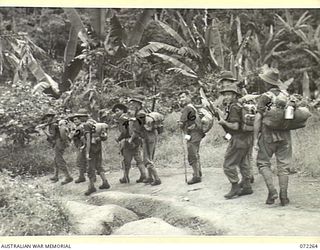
(130, 109), (161, 186)
(47, 119), (73, 185)
(117, 113), (145, 183)
(180, 104), (205, 184)
(71, 123), (87, 183)
(222, 102), (253, 198)
(256, 88), (292, 205)
(84, 121), (110, 195)
(255, 68), (292, 206)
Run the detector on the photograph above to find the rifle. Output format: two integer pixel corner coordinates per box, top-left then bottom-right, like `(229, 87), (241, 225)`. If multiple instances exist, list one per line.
(180, 130), (188, 184)
(151, 74), (160, 112)
(199, 87), (221, 121)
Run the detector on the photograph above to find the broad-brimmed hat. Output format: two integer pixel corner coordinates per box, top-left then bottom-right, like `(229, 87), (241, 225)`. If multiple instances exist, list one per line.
(218, 71), (237, 83)
(219, 83), (241, 96)
(129, 97), (144, 105)
(68, 108), (89, 120)
(112, 103), (128, 113)
(259, 68), (283, 86)
(42, 109), (56, 118)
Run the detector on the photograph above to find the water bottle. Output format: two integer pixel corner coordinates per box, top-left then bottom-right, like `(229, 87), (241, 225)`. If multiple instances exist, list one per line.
(285, 101), (295, 120)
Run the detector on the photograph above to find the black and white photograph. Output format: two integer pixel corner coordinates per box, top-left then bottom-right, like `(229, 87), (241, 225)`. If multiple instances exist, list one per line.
(0, 6), (320, 239)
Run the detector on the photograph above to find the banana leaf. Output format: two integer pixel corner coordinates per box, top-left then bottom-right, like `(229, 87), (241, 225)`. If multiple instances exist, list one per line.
(302, 72), (310, 98)
(153, 52), (196, 75)
(127, 9), (155, 47)
(137, 42), (180, 58)
(88, 8), (106, 41)
(156, 20), (189, 47)
(167, 67), (198, 78)
(205, 24), (224, 68)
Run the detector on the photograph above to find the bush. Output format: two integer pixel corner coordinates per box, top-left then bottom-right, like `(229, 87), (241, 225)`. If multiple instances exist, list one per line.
(0, 171), (72, 236)
(0, 138), (54, 177)
(292, 114), (320, 177)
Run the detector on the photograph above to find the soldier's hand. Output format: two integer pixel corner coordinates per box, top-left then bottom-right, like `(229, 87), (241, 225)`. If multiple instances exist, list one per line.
(86, 153), (91, 161)
(253, 140), (259, 151)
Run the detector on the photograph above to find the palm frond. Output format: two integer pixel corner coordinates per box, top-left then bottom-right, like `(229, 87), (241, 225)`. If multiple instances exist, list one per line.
(295, 11), (311, 28)
(137, 42), (180, 58)
(285, 10), (293, 27)
(263, 41), (286, 63)
(127, 9), (155, 46)
(176, 10), (196, 46)
(153, 52), (196, 74)
(88, 8), (106, 40)
(303, 48), (320, 63)
(205, 24), (224, 67)
(275, 14), (292, 31)
(302, 72), (310, 98)
(156, 20), (188, 47)
(167, 67), (198, 78)
(178, 46), (201, 59)
(294, 29), (309, 44)
(265, 25), (274, 48)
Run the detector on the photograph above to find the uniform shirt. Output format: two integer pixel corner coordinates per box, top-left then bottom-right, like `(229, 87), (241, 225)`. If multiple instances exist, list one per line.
(223, 102), (253, 148)
(130, 109), (148, 140)
(117, 113), (130, 141)
(179, 104), (202, 133)
(256, 87), (291, 143)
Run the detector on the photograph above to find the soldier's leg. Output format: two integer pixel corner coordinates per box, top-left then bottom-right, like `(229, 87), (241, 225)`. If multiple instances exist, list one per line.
(120, 145), (133, 184)
(276, 139), (292, 206)
(187, 140), (201, 184)
(133, 146), (147, 183)
(149, 133), (161, 186)
(95, 145), (110, 190)
(85, 149), (97, 196)
(238, 147), (254, 196)
(50, 149), (59, 182)
(257, 136), (278, 204)
(142, 139), (154, 184)
(223, 140), (244, 199)
(55, 139), (73, 185)
(75, 150), (87, 183)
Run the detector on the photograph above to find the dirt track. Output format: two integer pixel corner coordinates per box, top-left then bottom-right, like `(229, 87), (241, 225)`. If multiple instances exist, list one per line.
(45, 166), (320, 236)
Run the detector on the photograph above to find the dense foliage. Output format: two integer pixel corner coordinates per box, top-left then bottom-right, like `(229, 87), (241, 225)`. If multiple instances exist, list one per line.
(0, 8), (319, 146)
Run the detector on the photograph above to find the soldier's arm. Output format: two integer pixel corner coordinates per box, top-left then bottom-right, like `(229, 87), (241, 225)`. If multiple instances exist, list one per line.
(253, 112), (262, 149)
(218, 105), (240, 131)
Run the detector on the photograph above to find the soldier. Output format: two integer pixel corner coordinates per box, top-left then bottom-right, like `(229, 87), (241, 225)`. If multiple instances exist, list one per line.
(253, 68), (292, 206)
(42, 109), (73, 185)
(68, 109), (89, 184)
(112, 103), (146, 184)
(128, 97), (161, 186)
(178, 90), (205, 185)
(74, 113), (110, 196)
(216, 83), (254, 199)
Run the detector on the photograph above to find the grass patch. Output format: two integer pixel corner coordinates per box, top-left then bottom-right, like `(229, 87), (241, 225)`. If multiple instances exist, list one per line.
(0, 171), (72, 236)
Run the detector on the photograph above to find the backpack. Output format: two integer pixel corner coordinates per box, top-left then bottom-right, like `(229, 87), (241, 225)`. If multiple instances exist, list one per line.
(87, 121), (109, 143)
(145, 112), (165, 134)
(262, 91), (312, 130)
(188, 104), (214, 134)
(240, 103), (256, 132)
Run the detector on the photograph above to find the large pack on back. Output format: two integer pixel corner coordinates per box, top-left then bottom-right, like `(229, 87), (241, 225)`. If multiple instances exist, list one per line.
(262, 91), (312, 130)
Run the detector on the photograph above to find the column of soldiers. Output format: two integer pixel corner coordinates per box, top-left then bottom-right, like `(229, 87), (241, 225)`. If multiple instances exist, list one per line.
(41, 67), (293, 206)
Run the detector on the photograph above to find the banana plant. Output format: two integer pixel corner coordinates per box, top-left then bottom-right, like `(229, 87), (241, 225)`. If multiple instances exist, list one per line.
(136, 10), (225, 83)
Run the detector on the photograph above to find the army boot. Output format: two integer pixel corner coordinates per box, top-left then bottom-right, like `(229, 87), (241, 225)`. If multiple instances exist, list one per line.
(187, 176), (201, 185)
(238, 178), (253, 196)
(143, 168), (154, 184)
(150, 168), (161, 186)
(279, 175), (290, 206)
(119, 167), (130, 184)
(99, 172), (111, 190)
(61, 170), (73, 185)
(136, 164), (147, 183)
(224, 182), (241, 199)
(50, 168), (59, 182)
(85, 179), (97, 196)
(75, 171), (86, 184)
(260, 167), (278, 204)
